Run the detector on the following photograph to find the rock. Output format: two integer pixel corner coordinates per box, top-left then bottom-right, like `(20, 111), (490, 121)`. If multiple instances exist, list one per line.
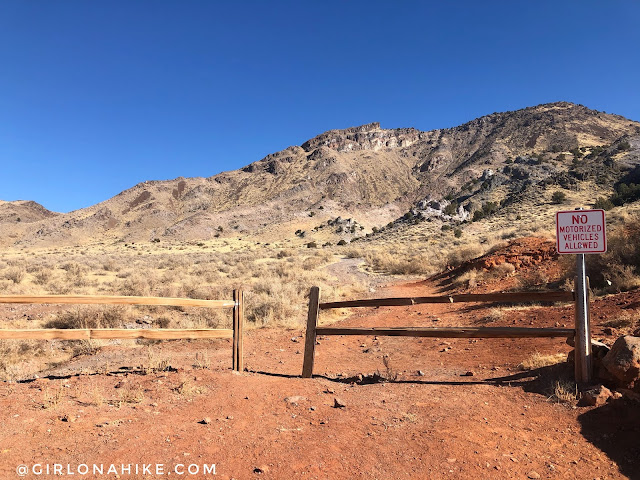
(284, 396), (306, 406)
(417, 370), (425, 376)
(578, 385), (612, 407)
(333, 397), (346, 408)
(461, 371), (475, 377)
(566, 337), (610, 359)
(199, 417), (212, 424)
(527, 471), (541, 479)
(618, 388), (640, 402)
(601, 336), (640, 388)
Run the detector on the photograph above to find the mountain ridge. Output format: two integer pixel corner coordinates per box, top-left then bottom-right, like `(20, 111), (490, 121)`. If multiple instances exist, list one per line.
(2, 101), (639, 248)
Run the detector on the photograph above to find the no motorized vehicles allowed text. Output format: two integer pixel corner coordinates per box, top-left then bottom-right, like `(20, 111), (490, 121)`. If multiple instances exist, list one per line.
(555, 209), (607, 254)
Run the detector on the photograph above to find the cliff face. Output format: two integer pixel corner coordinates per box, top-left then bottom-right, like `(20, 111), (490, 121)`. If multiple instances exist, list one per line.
(3, 102), (640, 247)
(301, 122), (422, 153)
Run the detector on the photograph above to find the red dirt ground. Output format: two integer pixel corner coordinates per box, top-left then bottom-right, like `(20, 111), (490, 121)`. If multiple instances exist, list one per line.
(2, 242), (640, 479)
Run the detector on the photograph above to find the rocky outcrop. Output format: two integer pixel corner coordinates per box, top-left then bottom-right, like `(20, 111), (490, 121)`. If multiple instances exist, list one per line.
(301, 122), (422, 153)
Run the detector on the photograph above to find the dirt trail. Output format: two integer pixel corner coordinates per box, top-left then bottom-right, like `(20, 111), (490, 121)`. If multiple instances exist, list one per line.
(1, 278), (639, 479)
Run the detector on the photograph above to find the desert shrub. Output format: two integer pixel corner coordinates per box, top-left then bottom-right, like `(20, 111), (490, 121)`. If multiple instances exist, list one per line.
(618, 140), (631, 151)
(363, 250), (438, 275)
(452, 269), (481, 288)
(337, 239), (348, 246)
(306, 242), (318, 249)
(446, 246), (483, 268)
(594, 197), (614, 210)
(453, 228), (463, 238)
(489, 262), (516, 278)
(44, 306), (127, 329)
(443, 202), (458, 216)
(611, 182), (640, 206)
(516, 270), (549, 291)
(551, 191), (567, 204)
(120, 275), (152, 296)
(582, 215), (640, 293)
(32, 268), (54, 286)
(5, 267), (26, 284)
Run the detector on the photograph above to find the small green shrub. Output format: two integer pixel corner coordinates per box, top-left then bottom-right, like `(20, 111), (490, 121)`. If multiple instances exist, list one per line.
(551, 191), (567, 204)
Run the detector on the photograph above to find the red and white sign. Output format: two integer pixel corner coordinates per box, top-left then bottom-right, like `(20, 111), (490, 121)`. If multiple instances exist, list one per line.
(556, 209), (607, 254)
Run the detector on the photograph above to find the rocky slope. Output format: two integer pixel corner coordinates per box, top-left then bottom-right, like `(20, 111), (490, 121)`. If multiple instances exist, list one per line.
(2, 102), (639, 247)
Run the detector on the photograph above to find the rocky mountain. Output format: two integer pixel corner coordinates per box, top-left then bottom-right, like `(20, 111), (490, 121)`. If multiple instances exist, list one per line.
(2, 102), (639, 248)
(0, 200), (58, 224)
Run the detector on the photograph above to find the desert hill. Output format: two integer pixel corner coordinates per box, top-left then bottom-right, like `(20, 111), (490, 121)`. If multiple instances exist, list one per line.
(0, 200), (58, 224)
(2, 102), (639, 248)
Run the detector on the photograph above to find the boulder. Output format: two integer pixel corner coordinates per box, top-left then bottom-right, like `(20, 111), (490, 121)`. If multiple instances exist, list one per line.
(601, 336), (640, 388)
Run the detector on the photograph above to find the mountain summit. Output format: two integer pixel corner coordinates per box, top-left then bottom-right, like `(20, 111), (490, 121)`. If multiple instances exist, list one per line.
(3, 102), (639, 247)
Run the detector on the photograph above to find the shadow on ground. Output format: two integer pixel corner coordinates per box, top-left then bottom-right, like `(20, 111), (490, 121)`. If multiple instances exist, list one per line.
(578, 397), (640, 479)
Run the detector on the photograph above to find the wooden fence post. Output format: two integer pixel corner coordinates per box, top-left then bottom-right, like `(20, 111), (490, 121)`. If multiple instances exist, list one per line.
(302, 286), (320, 378)
(232, 289), (244, 372)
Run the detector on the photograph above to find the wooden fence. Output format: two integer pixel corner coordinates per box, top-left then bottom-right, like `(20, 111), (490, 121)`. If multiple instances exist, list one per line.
(0, 289), (245, 372)
(302, 286), (582, 379)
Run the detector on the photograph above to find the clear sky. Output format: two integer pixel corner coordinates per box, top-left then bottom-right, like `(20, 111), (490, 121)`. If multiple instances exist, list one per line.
(1, 1), (639, 213)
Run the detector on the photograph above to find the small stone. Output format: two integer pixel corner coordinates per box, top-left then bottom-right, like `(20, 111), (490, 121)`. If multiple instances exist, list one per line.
(527, 471), (540, 479)
(199, 417), (212, 424)
(290, 336), (299, 343)
(417, 370), (425, 376)
(461, 371), (475, 377)
(323, 388), (335, 394)
(333, 397), (346, 408)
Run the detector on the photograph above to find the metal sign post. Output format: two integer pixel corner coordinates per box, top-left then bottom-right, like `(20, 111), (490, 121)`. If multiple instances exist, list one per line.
(574, 252), (592, 384)
(555, 208), (606, 385)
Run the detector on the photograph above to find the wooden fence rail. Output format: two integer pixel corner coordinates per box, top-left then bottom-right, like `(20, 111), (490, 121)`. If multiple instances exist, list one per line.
(0, 290), (244, 372)
(302, 286), (581, 379)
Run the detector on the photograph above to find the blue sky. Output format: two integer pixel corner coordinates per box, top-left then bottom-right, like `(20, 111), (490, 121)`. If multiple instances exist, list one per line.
(1, 1), (639, 213)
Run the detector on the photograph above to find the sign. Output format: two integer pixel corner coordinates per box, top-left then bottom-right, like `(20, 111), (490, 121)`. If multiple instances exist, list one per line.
(556, 209), (607, 254)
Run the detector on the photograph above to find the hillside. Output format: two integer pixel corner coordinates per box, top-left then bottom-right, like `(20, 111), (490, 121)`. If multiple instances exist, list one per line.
(2, 102), (639, 248)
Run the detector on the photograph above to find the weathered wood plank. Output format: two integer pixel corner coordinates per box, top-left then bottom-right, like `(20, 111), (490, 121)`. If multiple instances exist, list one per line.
(319, 291), (574, 309)
(0, 328), (234, 340)
(0, 295), (236, 309)
(302, 286), (320, 378)
(315, 326), (575, 338)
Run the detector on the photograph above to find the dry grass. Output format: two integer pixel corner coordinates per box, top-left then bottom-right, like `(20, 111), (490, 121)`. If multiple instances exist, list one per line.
(549, 379), (578, 404)
(0, 241), (367, 379)
(517, 352), (567, 371)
